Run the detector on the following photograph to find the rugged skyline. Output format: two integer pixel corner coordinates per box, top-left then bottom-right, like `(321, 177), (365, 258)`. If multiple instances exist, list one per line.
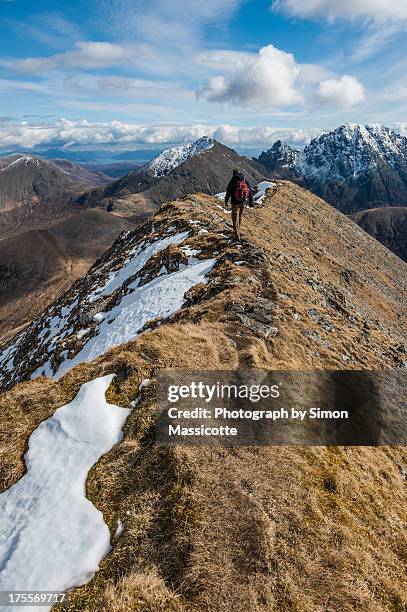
(0, 0), (406, 153)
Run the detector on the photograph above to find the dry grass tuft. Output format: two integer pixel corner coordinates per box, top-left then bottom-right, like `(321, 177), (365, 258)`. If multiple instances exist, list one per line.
(1, 184), (406, 611)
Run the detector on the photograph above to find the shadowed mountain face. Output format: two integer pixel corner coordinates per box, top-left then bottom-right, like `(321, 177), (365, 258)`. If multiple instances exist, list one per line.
(258, 124), (407, 214)
(0, 155), (81, 215)
(0, 154), (149, 339)
(48, 159), (112, 185)
(0, 209), (134, 340)
(77, 137), (267, 212)
(352, 207), (407, 262)
(0, 154), (115, 231)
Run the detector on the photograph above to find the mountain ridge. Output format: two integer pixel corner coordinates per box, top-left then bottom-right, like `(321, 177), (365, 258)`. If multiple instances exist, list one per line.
(1, 181), (405, 391)
(0, 182), (406, 611)
(258, 123), (407, 213)
(77, 138), (267, 212)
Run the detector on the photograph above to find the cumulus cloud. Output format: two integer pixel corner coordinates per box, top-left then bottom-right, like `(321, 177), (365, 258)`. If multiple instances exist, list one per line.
(394, 123), (407, 137)
(11, 41), (129, 73)
(0, 117), (322, 151)
(212, 124), (323, 147)
(198, 44), (364, 109)
(272, 0), (407, 21)
(315, 75), (365, 108)
(198, 45), (307, 107)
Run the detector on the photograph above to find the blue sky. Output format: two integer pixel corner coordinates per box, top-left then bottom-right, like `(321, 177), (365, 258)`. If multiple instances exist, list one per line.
(0, 0), (406, 153)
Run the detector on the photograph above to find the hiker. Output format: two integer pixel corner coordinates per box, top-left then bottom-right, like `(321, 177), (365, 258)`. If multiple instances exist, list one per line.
(225, 169), (252, 240)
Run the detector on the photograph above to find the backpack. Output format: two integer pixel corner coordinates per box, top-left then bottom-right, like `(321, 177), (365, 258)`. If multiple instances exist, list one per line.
(234, 179), (250, 203)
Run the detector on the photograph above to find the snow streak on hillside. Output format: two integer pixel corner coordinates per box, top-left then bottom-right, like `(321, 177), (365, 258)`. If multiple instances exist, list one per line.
(0, 215), (217, 388)
(0, 375), (129, 609)
(146, 136), (214, 177)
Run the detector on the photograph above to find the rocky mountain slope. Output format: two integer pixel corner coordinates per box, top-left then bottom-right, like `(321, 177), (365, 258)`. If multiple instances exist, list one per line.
(352, 207), (407, 262)
(0, 153), (116, 231)
(49, 158), (112, 185)
(0, 183), (406, 611)
(78, 137), (266, 213)
(0, 154), (145, 339)
(259, 124), (407, 213)
(0, 155), (81, 216)
(0, 209), (135, 341)
(1, 181), (405, 390)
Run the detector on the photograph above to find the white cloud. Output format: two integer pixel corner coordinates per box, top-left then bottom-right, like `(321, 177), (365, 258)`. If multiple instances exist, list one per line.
(316, 75), (365, 108)
(5, 12), (81, 48)
(351, 22), (402, 61)
(98, 0), (243, 45)
(0, 78), (53, 95)
(198, 44), (364, 110)
(273, 1), (407, 63)
(272, 0), (407, 21)
(394, 124), (407, 137)
(212, 124), (323, 147)
(378, 85), (407, 104)
(11, 41), (129, 73)
(198, 45), (305, 107)
(0, 117), (322, 151)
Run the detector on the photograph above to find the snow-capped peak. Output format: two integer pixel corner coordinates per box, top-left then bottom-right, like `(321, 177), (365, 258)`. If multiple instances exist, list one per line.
(145, 136), (214, 178)
(284, 124), (407, 182)
(259, 124), (407, 185)
(1, 154), (42, 172)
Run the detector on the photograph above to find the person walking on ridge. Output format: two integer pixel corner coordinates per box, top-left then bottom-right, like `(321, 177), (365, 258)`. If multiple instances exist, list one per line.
(225, 169), (252, 241)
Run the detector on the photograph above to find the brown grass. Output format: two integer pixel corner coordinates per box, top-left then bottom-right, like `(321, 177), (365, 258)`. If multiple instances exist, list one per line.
(0, 184), (406, 611)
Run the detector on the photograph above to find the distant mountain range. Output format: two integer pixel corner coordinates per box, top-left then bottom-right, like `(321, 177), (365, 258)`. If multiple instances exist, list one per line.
(0, 154), (139, 338)
(0, 128), (405, 337)
(258, 124), (407, 214)
(77, 136), (266, 212)
(87, 162), (141, 179)
(0, 153), (112, 223)
(49, 159), (112, 185)
(0, 147), (161, 164)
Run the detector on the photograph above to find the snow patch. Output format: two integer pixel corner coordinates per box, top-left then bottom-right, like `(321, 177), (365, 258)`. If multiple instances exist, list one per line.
(215, 192), (226, 200)
(0, 375), (130, 606)
(76, 328), (91, 340)
(139, 378), (151, 389)
(1, 155), (41, 172)
(89, 231), (189, 302)
(54, 256), (217, 379)
(114, 520), (124, 538)
(215, 204), (230, 214)
(253, 181), (276, 203)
